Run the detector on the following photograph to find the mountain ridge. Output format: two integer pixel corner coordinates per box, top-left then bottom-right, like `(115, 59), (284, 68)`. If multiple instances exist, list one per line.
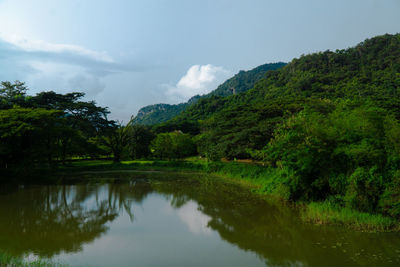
(132, 62), (286, 125)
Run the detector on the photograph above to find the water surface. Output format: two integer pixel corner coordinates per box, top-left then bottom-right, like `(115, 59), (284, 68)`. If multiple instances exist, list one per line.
(0, 172), (399, 266)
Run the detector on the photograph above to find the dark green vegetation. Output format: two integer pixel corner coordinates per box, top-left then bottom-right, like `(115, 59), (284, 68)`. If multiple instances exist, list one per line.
(205, 62), (287, 97)
(1, 34), (400, 231)
(0, 82), (119, 173)
(150, 132), (196, 159)
(148, 34), (400, 227)
(132, 62), (286, 125)
(131, 101), (194, 126)
(160, 34), (400, 157)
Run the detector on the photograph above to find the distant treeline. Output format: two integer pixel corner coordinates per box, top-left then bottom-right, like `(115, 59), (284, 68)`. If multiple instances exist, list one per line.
(0, 82), (115, 168)
(0, 81), (195, 171)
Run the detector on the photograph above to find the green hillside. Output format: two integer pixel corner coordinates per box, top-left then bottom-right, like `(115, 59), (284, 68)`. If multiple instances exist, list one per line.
(158, 33), (400, 157)
(152, 33), (400, 219)
(132, 62), (286, 125)
(132, 102), (191, 125)
(206, 62), (287, 97)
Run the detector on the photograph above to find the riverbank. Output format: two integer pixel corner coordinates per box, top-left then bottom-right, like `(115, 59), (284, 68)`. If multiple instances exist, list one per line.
(2, 158), (398, 232)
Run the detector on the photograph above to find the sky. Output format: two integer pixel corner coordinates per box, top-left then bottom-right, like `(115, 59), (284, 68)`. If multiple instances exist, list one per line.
(0, 0), (399, 121)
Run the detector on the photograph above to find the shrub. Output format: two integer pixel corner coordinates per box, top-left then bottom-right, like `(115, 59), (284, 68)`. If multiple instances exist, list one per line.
(345, 167), (382, 212)
(150, 131), (196, 159)
(379, 170), (400, 218)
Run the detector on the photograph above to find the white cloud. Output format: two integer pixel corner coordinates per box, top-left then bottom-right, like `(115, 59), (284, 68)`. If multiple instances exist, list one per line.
(0, 34), (143, 101)
(20, 61), (105, 98)
(164, 64), (231, 102)
(0, 33), (114, 63)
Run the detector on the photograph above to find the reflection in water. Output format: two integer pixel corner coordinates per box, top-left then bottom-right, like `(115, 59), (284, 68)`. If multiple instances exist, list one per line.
(0, 181), (152, 258)
(175, 201), (212, 235)
(0, 174), (399, 267)
(0, 184), (117, 257)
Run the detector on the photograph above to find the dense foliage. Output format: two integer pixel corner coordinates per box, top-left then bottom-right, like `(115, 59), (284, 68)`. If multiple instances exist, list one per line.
(161, 34), (400, 159)
(132, 102), (192, 125)
(127, 125), (155, 159)
(0, 82), (116, 170)
(150, 131), (196, 159)
(150, 34), (400, 220)
(206, 62), (287, 97)
(261, 100), (400, 217)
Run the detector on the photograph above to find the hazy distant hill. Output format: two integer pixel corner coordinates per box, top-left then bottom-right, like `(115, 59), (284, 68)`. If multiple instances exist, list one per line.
(132, 62), (286, 125)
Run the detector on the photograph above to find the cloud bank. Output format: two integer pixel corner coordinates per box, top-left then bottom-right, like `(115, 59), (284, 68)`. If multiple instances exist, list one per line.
(165, 64), (231, 102)
(0, 33), (114, 63)
(0, 33), (137, 98)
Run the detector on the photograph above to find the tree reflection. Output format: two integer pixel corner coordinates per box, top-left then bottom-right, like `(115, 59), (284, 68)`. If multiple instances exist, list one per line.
(1, 175), (399, 266)
(0, 181), (152, 257)
(151, 176), (400, 267)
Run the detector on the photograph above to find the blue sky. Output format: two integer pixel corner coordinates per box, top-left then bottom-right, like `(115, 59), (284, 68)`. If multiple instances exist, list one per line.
(0, 0), (399, 121)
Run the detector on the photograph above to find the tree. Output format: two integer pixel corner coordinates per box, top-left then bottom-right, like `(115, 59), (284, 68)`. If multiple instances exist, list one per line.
(261, 100), (392, 211)
(0, 108), (64, 168)
(127, 125), (155, 159)
(0, 84), (116, 168)
(150, 132), (196, 159)
(29, 91), (115, 160)
(0, 81), (28, 109)
(100, 121), (132, 163)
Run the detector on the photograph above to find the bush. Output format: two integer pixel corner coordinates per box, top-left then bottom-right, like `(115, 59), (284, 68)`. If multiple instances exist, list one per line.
(345, 167), (382, 212)
(150, 131), (196, 159)
(379, 170), (400, 218)
(261, 101), (400, 217)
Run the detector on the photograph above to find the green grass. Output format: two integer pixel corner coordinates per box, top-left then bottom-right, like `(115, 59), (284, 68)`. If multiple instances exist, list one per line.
(301, 201), (398, 232)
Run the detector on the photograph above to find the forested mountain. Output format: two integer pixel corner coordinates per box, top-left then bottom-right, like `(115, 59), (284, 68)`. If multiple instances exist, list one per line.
(205, 62), (287, 97)
(132, 62), (286, 125)
(133, 103), (189, 125)
(132, 96), (201, 125)
(151, 34), (400, 218)
(158, 33), (400, 158)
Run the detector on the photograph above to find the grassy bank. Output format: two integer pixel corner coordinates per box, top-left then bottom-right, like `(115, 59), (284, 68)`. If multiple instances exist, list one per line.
(193, 161), (399, 232)
(301, 201), (398, 232)
(6, 158), (399, 232)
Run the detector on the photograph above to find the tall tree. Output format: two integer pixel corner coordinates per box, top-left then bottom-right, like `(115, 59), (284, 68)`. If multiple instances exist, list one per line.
(0, 81), (28, 109)
(127, 125), (155, 159)
(100, 121), (132, 163)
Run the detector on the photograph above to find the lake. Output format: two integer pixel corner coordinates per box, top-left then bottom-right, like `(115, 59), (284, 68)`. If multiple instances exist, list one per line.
(0, 172), (399, 266)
